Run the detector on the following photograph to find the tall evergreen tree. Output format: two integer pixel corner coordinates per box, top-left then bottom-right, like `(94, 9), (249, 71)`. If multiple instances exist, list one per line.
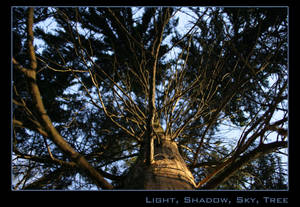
(12, 7), (288, 190)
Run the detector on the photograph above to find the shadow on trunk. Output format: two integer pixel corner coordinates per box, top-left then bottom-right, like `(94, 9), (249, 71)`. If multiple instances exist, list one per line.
(119, 134), (196, 190)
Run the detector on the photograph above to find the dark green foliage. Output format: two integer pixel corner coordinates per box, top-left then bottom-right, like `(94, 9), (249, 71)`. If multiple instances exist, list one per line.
(247, 153), (287, 190)
(215, 153), (287, 190)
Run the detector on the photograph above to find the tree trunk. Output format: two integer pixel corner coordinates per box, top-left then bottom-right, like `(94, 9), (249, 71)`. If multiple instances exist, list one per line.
(120, 134), (196, 190)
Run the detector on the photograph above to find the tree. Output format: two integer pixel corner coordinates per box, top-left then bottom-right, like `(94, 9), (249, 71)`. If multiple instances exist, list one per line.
(12, 7), (288, 190)
(246, 153), (288, 190)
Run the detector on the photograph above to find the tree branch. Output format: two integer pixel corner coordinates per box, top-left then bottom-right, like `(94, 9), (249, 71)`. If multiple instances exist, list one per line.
(145, 8), (172, 165)
(22, 167), (67, 190)
(14, 150), (124, 183)
(199, 141), (287, 189)
(16, 8), (113, 190)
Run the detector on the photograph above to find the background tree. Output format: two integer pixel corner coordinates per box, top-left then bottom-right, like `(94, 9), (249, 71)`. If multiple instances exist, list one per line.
(12, 7), (288, 190)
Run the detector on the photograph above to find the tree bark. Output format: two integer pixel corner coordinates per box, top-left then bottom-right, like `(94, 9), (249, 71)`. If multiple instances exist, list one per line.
(120, 134), (196, 189)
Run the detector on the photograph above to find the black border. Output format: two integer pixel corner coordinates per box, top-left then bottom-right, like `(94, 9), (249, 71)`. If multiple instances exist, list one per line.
(8, 1), (296, 206)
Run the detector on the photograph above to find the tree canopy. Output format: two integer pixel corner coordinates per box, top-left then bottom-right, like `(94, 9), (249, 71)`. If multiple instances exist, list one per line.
(12, 7), (288, 190)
